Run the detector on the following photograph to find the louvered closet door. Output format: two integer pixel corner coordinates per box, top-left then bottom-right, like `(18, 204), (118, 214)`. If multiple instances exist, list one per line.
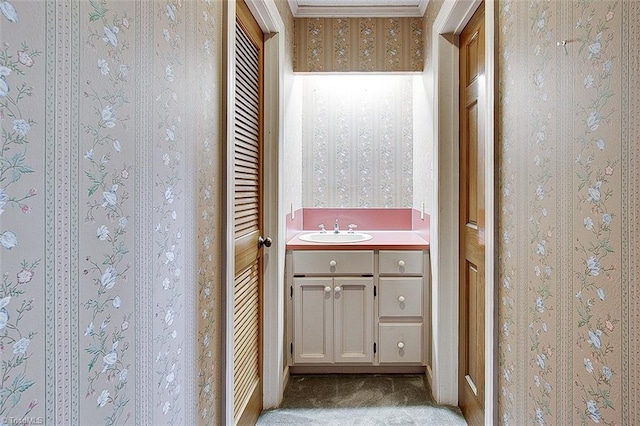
(233, 0), (264, 424)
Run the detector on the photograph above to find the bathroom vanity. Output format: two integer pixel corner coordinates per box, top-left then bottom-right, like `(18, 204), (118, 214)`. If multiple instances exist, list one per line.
(285, 227), (430, 374)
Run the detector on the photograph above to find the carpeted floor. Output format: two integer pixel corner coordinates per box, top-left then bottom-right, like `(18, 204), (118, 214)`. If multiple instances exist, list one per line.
(257, 374), (467, 425)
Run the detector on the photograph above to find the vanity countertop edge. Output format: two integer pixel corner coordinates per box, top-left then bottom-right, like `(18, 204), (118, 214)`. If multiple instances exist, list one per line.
(286, 230), (429, 251)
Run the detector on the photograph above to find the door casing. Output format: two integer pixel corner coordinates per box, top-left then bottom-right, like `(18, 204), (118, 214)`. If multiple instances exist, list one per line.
(430, 0), (496, 424)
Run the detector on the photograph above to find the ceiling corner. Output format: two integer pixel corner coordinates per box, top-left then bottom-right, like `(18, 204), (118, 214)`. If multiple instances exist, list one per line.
(287, 0), (299, 17)
(418, 0), (429, 17)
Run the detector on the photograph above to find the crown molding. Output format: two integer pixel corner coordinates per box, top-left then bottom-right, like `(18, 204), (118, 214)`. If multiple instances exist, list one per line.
(287, 0), (429, 18)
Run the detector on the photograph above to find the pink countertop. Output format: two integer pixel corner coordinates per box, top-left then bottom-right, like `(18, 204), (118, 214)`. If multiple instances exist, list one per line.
(286, 231), (429, 251)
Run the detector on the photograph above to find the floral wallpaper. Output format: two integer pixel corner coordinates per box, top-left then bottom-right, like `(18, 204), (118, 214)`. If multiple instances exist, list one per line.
(301, 74), (414, 208)
(0, 0), (222, 425)
(0, 2), (44, 425)
(80, 1), (137, 423)
(293, 17), (423, 72)
(195, 0), (223, 423)
(497, 0), (639, 424)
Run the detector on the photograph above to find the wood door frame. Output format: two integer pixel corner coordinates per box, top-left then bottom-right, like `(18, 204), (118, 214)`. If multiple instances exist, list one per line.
(430, 0), (496, 424)
(223, 1), (285, 423)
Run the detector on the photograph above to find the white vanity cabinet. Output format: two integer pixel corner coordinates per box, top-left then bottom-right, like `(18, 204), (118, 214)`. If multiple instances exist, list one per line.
(291, 251), (374, 365)
(288, 248), (429, 370)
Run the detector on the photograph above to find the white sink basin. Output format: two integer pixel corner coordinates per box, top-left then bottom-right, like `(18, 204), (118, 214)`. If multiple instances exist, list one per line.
(298, 232), (373, 243)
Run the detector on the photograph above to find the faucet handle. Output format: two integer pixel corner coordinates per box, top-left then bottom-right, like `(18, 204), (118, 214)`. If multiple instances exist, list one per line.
(319, 223), (326, 233)
(347, 224), (357, 233)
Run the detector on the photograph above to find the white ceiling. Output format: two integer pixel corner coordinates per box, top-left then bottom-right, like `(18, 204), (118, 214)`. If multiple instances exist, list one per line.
(287, 0), (429, 18)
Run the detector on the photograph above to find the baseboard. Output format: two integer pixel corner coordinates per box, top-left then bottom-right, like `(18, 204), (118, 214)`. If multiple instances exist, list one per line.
(426, 364), (434, 390)
(282, 365), (290, 393)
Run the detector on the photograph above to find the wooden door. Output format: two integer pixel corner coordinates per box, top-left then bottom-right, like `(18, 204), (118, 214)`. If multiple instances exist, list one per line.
(458, 3), (485, 426)
(293, 277), (334, 364)
(233, 0), (264, 424)
(333, 278), (373, 363)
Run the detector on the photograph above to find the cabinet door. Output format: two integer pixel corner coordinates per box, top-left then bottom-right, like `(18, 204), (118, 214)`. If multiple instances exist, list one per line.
(293, 277), (333, 363)
(333, 277), (374, 363)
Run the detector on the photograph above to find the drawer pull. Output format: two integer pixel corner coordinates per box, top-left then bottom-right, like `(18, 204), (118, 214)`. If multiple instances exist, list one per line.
(398, 260), (406, 267)
(329, 260), (337, 267)
(397, 342), (405, 349)
(398, 295), (405, 303)
(334, 286), (342, 292)
(324, 286), (332, 293)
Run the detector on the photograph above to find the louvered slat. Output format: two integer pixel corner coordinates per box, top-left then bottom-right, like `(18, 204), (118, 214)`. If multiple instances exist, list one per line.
(235, 95), (259, 118)
(235, 76), (258, 100)
(234, 212), (258, 224)
(235, 143), (259, 159)
(234, 319), (259, 358)
(233, 263), (260, 419)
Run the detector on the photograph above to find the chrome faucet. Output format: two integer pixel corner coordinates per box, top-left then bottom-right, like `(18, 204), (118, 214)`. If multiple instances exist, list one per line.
(333, 219), (340, 234)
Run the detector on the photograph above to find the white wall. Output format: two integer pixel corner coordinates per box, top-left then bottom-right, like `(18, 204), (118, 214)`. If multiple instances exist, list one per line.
(412, 74), (434, 214)
(283, 75), (303, 214)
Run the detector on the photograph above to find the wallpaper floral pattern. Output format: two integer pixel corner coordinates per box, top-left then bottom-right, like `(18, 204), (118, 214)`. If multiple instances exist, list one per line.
(81, 1), (136, 423)
(0, 3), (42, 423)
(497, 0), (639, 424)
(196, 0), (223, 423)
(1, 0), (223, 425)
(301, 75), (413, 208)
(294, 17), (423, 72)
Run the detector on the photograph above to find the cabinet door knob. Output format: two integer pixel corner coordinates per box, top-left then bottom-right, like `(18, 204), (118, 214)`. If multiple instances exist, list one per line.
(324, 286), (332, 293)
(334, 286), (342, 292)
(397, 342), (405, 349)
(398, 260), (405, 267)
(329, 260), (337, 267)
(398, 295), (405, 303)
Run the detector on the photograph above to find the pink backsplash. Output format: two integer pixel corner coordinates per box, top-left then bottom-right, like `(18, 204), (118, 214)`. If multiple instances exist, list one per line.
(285, 208), (304, 241)
(287, 208), (430, 238)
(302, 208), (413, 231)
(411, 208), (430, 241)
(286, 208), (430, 247)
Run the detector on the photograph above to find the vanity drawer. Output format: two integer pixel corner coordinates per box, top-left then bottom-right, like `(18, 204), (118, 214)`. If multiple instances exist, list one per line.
(293, 250), (374, 275)
(378, 278), (423, 318)
(379, 250), (423, 275)
(378, 323), (422, 364)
